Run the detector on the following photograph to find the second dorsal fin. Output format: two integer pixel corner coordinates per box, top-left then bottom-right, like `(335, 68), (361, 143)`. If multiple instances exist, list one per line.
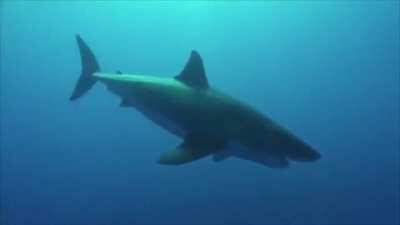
(175, 51), (209, 89)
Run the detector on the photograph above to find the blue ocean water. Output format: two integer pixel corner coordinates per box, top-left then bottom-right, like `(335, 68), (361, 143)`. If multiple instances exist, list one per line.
(1, 2), (399, 225)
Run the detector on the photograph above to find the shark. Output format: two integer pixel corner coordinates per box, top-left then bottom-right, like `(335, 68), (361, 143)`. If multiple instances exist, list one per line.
(70, 35), (321, 168)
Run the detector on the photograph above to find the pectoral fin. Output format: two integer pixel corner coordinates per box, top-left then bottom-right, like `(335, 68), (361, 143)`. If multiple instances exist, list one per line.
(158, 136), (225, 165)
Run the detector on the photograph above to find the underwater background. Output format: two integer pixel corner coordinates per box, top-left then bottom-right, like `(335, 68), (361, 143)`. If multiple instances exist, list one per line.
(1, 1), (399, 225)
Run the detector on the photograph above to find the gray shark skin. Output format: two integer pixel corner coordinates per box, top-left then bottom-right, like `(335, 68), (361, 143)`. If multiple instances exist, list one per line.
(70, 35), (321, 168)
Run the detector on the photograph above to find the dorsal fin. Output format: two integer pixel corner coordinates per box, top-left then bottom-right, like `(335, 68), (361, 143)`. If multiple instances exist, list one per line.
(175, 51), (209, 89)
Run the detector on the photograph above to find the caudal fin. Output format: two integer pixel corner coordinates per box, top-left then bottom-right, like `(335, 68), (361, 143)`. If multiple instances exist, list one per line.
(70, 35), (100, 101)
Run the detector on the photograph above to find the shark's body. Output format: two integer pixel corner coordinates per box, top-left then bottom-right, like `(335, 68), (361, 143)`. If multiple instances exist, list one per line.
(71, 35), (320, 168)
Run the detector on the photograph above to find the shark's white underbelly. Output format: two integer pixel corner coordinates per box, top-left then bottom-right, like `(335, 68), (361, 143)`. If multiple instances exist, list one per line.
(217, 141), (289, 168)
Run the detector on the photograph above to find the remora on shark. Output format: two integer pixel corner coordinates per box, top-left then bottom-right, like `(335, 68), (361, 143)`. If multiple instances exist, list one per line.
(70, 35), (321, 168)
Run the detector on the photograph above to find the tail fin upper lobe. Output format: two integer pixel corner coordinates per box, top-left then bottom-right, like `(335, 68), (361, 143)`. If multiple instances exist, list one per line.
(70, 35), (100, 101)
